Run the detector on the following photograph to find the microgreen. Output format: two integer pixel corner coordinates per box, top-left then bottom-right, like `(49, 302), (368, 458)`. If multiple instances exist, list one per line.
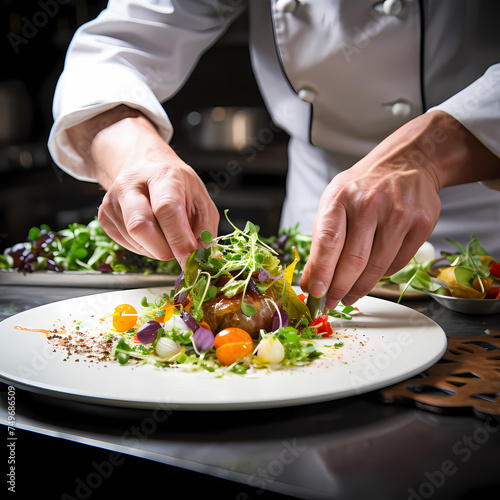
(180, 210), (282, 317)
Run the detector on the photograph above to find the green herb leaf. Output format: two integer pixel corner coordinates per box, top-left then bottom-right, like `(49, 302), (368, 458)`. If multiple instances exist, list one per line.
(241, 301), (257, 317)
(454, 266), (474, 287)
(28, 227), (41, 241)
(200, 230), (213, 243)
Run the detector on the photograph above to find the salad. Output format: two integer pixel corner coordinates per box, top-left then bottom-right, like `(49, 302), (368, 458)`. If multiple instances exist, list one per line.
(107, 213), (353, 375)
(0, 218), (181, 275)
(388, 236), (500, 301)
(261, 223), (312, 279)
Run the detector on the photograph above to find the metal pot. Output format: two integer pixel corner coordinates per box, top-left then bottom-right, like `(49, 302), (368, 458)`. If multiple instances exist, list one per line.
(181, 106), (270, 151)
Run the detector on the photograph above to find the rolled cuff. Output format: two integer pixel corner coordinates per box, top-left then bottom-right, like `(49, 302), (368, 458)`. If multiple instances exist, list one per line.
(48, 64), (173, 183)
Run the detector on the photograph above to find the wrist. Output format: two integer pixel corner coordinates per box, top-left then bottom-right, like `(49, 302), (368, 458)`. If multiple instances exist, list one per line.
(66, 105), (159, 187)
(410, 110), (500, 189)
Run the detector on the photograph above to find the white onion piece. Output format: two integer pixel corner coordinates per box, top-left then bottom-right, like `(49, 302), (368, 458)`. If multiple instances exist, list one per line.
(155, 337), (183, 359)
(414, 241), (435, 263)
(163, 314), (191, 333)
(256, 337), (285, 364)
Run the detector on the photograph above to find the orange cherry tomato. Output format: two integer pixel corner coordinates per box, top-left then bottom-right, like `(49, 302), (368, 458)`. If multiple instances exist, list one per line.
(112, 304), (138, 332)
(297, 293), (307, 303)
(214, 328), (253, 366)
(214, 328), (252, 348)
(216, 341), (254, 366)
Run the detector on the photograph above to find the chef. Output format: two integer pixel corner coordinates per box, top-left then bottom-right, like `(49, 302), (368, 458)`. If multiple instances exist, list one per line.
(48, 0), (500, 309)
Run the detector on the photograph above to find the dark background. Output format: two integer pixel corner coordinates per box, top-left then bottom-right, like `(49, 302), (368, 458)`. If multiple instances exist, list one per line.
(1, 0), (289, 251)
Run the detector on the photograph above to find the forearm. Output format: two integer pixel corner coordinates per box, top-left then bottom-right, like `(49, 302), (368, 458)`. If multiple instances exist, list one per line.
(65, 105), (182, 189)
(385, 110), (500, 190)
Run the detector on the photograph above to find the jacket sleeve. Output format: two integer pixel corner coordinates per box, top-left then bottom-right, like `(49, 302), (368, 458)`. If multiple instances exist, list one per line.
(48, 0), (245, 182)
(428, 63), (500, 190)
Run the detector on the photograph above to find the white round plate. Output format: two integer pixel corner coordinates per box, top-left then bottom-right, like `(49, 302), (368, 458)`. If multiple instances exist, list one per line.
(0, 287), (447, 410)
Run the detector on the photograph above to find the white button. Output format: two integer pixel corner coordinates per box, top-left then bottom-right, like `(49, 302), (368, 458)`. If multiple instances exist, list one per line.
(298, 88), (316, 103)
(374, 0), (403, 16)
(391, 101), (412, 117)
(276, 0), (298, 14)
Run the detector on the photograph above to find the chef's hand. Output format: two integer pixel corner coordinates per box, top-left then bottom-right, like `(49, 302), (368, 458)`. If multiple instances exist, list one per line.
(300, 110), (500, 309)
(66, 105), (219, 269)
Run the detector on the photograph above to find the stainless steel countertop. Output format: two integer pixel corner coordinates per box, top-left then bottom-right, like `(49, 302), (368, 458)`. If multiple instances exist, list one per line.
(1, 284), (499, 499)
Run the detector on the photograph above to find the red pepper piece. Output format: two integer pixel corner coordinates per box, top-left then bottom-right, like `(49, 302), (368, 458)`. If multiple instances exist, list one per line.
(310, 314), (334, 337)
(488, 263), (500, 279)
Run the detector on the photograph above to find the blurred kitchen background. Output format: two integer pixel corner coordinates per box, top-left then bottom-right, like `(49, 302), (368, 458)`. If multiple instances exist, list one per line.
(1, 0), (289, 251)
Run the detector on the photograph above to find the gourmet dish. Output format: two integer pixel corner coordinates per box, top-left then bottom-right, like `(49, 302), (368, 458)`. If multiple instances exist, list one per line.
(34, 214), (354, 376)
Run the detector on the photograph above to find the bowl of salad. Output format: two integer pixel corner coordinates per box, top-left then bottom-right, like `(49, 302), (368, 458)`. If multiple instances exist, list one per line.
(388, 236), (500, 314)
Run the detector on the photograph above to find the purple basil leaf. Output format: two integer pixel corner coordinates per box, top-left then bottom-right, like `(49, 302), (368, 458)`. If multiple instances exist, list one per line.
(192, 327), (214, 354)
(174, 291), (187, 305)
(276, 233), (288, 248)
(180, 310), (199, 333)
(272, 309), (289, 331)
(136, 320), (162, 344)
(47, 260), (63, 272)
(97, 263), (113, 273)
(257, 269), (284, 282)
(248, 279), (263, 296)
(174, 271), (184, 293)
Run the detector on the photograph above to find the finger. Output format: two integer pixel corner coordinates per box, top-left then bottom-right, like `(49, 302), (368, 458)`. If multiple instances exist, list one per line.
(301, 197), (347, 299)
(189, 200), (220, 247)
(117, 186), (175, 261)
(98, 203), (157, 259)
(341, 229), (406, 305)
(324, 207), (378, 309)
(148, 187), (202, 268)
(342, 216), (435, 305)
(385, 212), (436, 276)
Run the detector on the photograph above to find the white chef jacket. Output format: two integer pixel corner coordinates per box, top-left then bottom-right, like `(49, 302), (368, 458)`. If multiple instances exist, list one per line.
(48, 0), (500, 256)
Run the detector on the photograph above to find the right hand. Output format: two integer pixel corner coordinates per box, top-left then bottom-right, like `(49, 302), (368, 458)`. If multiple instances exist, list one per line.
(67, 106), (219, 269)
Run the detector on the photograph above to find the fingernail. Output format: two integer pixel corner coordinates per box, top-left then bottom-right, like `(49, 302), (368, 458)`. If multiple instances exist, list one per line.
(310, 281), (327, 298)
